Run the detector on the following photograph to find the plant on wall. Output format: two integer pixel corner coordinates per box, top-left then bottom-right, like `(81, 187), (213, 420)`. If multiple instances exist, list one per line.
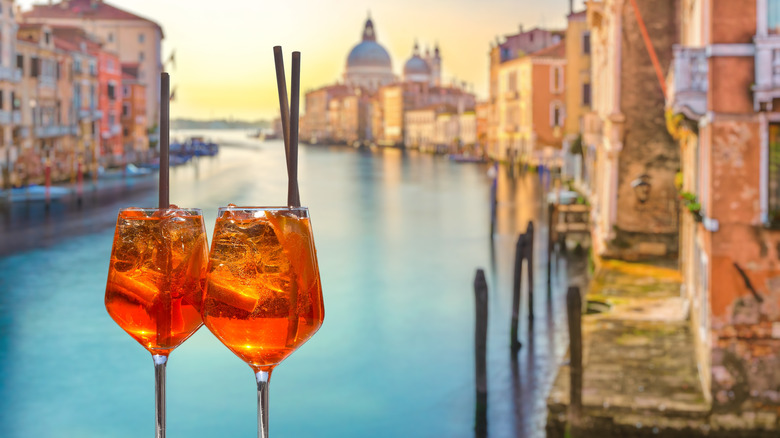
(679, 190), (702, 222)
(665, 109), (692, 142)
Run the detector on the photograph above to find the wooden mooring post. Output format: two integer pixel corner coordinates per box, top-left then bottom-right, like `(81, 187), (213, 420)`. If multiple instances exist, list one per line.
(510, 222), (535, 350)
(566, 286), (583, 424)
(474, 269), (488, 436)
(510, 233), (525, 351)
(547, 202), (555, 296)
(525, 221), (534, 326)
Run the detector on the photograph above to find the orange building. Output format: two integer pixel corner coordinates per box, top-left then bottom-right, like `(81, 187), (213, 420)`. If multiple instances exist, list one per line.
(121, 63), (146, 162)
(487, 27), (563, 160)
(495, 42), (566, 164)
(668, 0), (780, 420)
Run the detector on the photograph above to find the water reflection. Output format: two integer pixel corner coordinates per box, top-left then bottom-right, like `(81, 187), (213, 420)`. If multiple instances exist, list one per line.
(0, 134), (584, 438)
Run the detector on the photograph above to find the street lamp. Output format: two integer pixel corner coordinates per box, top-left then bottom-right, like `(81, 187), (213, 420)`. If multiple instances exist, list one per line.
(631, 174), (652, 204)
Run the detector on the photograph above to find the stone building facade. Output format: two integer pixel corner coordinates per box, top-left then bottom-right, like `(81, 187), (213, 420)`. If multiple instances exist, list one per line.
(668, 0), (780, 421)
(585, 0), (680, 259)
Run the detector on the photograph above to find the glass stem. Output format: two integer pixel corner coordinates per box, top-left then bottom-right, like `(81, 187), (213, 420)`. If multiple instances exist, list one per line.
(154, 354), (168, 438)
(256, 369), (272, 438)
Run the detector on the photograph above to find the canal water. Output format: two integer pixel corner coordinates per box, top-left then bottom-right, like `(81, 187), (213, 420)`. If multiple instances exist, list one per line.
(0, 130), (578, 437)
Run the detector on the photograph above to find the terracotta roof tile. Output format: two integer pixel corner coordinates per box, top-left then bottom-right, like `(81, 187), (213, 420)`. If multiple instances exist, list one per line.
(530, 41), (565, 58)
(23, 0), (163, 36)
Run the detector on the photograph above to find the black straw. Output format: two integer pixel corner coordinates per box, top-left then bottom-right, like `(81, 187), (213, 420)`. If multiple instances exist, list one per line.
(159, 72), (170, 209)
(273, 47), (292, 180)
(288, 52), (301, 207)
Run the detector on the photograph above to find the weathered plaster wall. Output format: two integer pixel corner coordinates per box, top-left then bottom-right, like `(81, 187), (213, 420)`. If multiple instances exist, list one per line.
(708, 119), (780, 414)
(615, 0), (679, 255)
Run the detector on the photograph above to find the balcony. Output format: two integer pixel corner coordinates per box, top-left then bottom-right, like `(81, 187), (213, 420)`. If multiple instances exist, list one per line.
(39, 75), (56, 90)
(754, 35), (780, 110)
(35, 125), (76, 138)
(504, 90), (520, 101)
(78, 108), (103, 120)
(667, 46), (707, 118)
(0, 110), (20, 125)
(0, 66), (22, 83)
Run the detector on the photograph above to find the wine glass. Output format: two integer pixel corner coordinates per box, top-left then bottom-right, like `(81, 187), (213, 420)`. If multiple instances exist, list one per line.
(202, 206), (325, 438)
(105, 207), (209, 438)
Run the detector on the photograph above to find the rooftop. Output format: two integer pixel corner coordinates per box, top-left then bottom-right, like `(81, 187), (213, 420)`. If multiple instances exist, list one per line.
(23, 0), (163, 37)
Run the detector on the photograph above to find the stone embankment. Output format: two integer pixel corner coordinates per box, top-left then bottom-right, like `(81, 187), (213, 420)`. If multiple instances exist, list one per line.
(546, 260), (779, 437)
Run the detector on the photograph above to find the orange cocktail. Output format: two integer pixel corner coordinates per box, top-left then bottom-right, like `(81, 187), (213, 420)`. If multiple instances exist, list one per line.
(203, 206), (324, 372)
(105, 207), (208, 356)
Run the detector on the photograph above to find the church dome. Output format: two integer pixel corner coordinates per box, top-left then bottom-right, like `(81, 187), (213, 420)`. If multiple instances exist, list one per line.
(343, 16), (395, 92)
(347, 41), (392, 69)
(404, 55), (430, 76)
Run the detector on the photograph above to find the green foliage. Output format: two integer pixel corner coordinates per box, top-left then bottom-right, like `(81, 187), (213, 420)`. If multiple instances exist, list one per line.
(569, 134), (583, 155)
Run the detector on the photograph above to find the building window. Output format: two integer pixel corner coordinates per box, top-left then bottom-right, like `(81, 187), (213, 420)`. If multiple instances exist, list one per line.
(11, 91), (19, 110)
(30, 57), (39, 77)
(139, 51), (145, 62)
(16, 54), (23, 73)
(139, 33), (145, 43)
(108, 83), (116, 100)
(0, 90), (4, 110)
(771, 0), (780, 34)
(44, 31), (51, 45)
(122, 102), (130, 117)
(123, 85), (130, 97)
(551, 65), (563, 93)
(108, 33), (114, 43)
(582, 83), (592, 106)
(550, 101), (564, 127)
(582, 31), (591, 55)
(768, 123), (780, 223)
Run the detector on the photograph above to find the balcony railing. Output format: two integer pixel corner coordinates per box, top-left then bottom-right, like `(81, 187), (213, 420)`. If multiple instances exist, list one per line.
(668, 46), (707, 118)
(39, 76), (56, 90)
(754, 34), (780, 110)
(0, 110), (20, 125)
(35, 125), (77, 138)
(0, 66), (22, 83)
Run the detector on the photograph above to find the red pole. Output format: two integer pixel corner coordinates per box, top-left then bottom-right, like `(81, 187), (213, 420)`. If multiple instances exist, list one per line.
(628, 0), (667, 99)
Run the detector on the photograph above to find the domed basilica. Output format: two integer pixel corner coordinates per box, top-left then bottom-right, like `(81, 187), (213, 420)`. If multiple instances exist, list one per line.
(344, 16), (442, 91)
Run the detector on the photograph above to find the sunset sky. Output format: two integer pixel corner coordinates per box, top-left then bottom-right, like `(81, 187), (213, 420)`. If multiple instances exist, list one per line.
(18, 0), (585, 121)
